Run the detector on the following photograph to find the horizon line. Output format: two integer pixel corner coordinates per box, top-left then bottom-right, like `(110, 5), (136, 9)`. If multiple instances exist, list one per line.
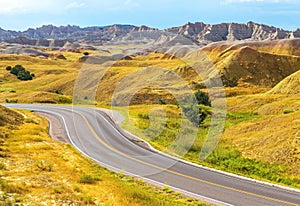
(1, 21), (299, 33)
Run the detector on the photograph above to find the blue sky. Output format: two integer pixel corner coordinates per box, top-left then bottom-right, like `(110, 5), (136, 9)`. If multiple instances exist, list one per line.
(0, 0), (299, 31)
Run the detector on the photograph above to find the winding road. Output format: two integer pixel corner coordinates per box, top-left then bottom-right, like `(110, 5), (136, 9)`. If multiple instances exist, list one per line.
(5, 104), (300, 206)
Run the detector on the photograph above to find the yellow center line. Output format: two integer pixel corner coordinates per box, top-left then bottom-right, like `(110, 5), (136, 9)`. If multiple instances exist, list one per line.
(71, 109), (298, 206)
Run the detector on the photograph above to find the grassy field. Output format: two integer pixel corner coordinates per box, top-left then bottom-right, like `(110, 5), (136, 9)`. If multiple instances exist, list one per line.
(0, 49), (299, 191)
(0, 106), (207, 205)
(0, 54), (79, 104)
(116, 102), (300, 189)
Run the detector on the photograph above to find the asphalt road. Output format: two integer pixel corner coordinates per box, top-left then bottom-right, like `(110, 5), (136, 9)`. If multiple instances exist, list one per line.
(6, 104), (300, 206)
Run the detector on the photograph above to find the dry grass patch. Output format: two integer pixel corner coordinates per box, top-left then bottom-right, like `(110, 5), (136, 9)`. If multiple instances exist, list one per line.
(0, 107), (207, 205)
(223, 110), (300, 177)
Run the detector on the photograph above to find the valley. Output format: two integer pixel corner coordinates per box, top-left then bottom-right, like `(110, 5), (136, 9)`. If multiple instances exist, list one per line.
(0, 21), (300, 205)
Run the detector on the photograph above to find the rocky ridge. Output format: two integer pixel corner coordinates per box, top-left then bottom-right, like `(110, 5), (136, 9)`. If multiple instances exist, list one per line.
(165, 21), (297, 42)
(0, 22), (299, 47)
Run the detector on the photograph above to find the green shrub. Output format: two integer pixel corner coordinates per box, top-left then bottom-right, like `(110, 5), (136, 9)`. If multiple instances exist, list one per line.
(73, 185), (81, 192)
(159, 99), (166, 105)
(0, 179), (27, 194)
(283, 110), (294, 114)
(53, 186), (65, 194)
(57, 95), (72, 104)
(78, 174), (101, 184)
(35, 160), (53, 172)
(181, 104), (207, 126)
(138, 113), (150, 119)
(17, 70), (32, 81)
(162, 186), (173, 193)
(222, 75), (238, 87)
(0, 162), (6, 170)
(80, 195), (94, 204)
(5, 99), (18, 103)
(24, 118), (38, 124)
(194, 90), (211, 106)
(10, 65), (24, 76)
(8, 65), (34, 81)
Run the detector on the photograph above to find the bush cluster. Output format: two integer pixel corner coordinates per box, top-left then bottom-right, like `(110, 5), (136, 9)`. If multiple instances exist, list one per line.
(78, 174), (101, 184)
(6, 65), (35, 81)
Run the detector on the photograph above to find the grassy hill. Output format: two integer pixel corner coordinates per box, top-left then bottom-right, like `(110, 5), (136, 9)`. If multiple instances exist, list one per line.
(1, 40), (300, 105)
(222, 108), (300, 177)
(203, 41), (300, 87)
(268, 70), (300, 95)
(0, 54), (79, 104)
(0, 39), (300, 190)
(0, 105), (23, 127)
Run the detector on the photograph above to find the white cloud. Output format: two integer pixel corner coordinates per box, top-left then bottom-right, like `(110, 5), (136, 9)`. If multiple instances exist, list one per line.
(0, 0), (142, 14)
(94, 0), (140, 11)
(66, 2), (86, 9)
(0, 0), (52, 14)
(0, 0), (87, 14)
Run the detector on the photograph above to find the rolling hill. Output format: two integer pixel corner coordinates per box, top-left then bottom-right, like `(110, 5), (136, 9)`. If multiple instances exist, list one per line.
(269, 70), (300, 95)
(202, 40), (300, 87)
(0, 105), (23, 126)
(1, 37), (300, 104)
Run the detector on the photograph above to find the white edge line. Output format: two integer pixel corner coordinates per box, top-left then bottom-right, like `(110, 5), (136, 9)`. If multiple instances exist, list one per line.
(29, 107), (232, 206)
(95, 108), (300, 194)
(6, 104), (300, 195)
(6, 105), (300, 201)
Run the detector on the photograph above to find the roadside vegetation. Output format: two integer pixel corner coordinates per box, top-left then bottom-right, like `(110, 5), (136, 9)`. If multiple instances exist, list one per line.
(0, 105), (207, 205)
(118, 102), (300, 189)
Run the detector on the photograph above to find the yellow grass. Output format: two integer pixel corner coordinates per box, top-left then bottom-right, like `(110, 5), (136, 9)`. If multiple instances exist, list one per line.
(0, 108), (207, 205)
(1, 48), (300, 188)
(0, 54), (80, 103)
(223, 109), (300, 177)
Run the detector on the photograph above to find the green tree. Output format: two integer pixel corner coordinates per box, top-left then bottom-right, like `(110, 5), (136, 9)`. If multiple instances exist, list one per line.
(181, 104), (207, 127)
(194, 90), (211, 106)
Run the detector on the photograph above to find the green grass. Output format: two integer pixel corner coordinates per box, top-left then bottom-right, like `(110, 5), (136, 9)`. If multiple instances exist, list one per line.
(283, 109), (294, 114)
(120, 105), (300, 189)
(225, 112), (261, 127)
(201, 146), (300, 187)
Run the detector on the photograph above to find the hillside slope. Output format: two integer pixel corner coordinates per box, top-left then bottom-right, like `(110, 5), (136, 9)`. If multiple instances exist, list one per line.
(1, 39), (300, 105)
(0, 105), (23, 126)
(202, 40), (300, 87)
(223, 103), (300, 178)
(269, 70), (300, 94)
